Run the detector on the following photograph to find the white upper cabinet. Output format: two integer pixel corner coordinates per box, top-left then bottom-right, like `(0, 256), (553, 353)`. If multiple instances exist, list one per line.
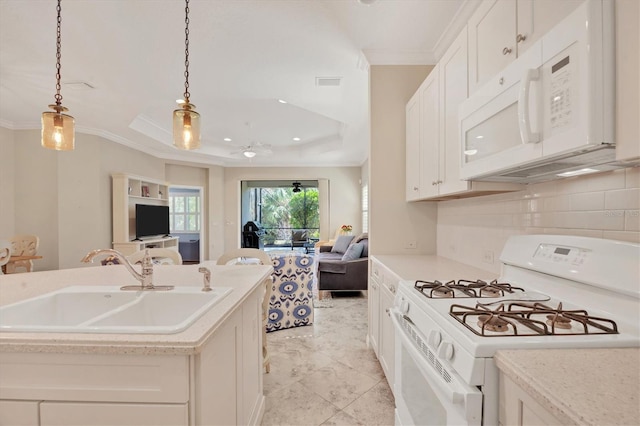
(405, 28), (521, 201)
(405, 91), (422, 201)
(468, 0), (583, 94)
(419, 66), (441, 199)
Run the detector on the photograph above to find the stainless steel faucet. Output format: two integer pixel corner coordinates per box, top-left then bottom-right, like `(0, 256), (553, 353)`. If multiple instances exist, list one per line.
(198, 267), (212, 292)
(81, 248), (174, 291)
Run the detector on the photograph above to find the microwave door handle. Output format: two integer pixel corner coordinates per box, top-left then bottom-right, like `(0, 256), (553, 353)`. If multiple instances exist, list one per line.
(518, 68), (540, 144)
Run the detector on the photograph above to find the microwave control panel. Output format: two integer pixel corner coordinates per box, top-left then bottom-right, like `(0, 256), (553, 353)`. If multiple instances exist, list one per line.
(549, 54), (573, 131)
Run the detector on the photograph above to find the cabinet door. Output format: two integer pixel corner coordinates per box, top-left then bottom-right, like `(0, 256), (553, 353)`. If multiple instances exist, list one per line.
(438, 28), (470, 196)
(379, 282), (396, 392)
(468, 0), (516, 94)
(406, 92), (422, 201)
(368, 262), (381, 355)
(516, 0), (584, 56)
(241, 288), (263, 425)
(40, 402), (188, 426)
(419, 66), (440, 198)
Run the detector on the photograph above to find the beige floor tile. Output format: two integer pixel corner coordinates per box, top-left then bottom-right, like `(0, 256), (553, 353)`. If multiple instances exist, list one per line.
(320, 410), (364, 426)
(341, 380), (396, 426)
(261, 381), (340, 426)
(262, 294), (395, 426)
(298, 359), (379, 409)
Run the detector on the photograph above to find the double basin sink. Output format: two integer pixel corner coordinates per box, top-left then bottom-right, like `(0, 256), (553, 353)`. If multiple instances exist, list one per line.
(0, 286), (232, 334)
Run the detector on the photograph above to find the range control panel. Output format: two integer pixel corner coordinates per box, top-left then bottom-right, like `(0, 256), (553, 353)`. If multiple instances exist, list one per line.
(533, 243), (591, 266)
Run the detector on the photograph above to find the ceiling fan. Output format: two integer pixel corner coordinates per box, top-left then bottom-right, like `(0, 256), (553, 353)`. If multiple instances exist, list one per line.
(231, 142), (272, 158)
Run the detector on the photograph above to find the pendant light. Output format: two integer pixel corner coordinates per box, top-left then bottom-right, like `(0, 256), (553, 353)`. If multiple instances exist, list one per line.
(173, 0), (200, 150)
(41, 0), (75, 151)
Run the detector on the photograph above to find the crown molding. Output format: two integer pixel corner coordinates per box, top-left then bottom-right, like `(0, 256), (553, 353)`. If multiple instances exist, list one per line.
(433, 0), (482, 61)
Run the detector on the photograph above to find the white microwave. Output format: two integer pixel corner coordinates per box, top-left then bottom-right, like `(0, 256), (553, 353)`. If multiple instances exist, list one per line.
(459, 0), (619, 183)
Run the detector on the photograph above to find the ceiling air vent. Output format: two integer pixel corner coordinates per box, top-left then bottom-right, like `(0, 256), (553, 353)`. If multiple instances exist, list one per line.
(315, 77), (342, 87)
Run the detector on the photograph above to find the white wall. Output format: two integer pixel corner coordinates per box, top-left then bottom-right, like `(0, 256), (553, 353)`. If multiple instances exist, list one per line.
(223, 167), (362, 251)
(0, 126), (15, 238)
(369, 65), (438, 255)
(438, 167), (640, 274)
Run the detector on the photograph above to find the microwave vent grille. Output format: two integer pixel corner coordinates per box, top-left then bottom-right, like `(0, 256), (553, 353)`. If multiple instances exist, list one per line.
(502, 162), (577, 178)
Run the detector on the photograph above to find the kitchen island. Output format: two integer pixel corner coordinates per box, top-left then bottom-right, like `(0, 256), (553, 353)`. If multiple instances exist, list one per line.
(496, 348), (640, 426)
(0, 262), (271, 426)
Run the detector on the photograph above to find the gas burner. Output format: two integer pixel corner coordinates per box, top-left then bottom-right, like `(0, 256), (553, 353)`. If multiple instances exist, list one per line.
(414, 280), (455, 298)
(450, 301), (619, 337)
(478, 314), (510, 332)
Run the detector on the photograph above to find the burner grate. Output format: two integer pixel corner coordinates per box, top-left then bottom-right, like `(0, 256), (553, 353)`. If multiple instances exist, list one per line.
(414, 279), (525, 299)
(449, 302), (619, 337)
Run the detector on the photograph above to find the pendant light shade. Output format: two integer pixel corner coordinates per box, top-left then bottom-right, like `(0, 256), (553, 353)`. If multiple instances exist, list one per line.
(173, 103), (200, 150)
(42, 107), (75, 151)
(42, 0), (75, 151)
(173, 0), (200, 150)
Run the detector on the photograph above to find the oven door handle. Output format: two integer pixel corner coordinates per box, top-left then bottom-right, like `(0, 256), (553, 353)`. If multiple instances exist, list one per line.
(390, 308), (466, 406)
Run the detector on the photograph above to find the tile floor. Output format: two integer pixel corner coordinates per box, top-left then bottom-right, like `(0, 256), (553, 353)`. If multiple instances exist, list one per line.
(261, 293), (396, 426)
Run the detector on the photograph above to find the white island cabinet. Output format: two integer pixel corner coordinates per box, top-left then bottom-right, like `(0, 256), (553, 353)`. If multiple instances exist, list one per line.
(0, 263), (270, 426)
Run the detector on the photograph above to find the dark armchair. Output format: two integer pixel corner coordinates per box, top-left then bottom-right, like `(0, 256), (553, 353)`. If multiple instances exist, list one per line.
(291, 229), (310, 252)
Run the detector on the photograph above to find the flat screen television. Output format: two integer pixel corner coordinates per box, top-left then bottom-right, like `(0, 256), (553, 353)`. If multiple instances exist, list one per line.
(135, 204), (170, 239)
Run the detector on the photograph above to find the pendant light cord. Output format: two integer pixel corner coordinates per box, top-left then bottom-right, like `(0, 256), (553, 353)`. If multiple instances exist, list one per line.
(183, 0), (191, 104)
(54, 0), (63, 106)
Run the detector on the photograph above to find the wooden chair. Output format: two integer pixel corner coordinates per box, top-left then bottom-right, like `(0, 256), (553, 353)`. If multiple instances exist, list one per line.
(127, 248), (183, 265)
(216, 248), (273, 373)
(0, 240), (11, 274)
(6, 234), (39, 273)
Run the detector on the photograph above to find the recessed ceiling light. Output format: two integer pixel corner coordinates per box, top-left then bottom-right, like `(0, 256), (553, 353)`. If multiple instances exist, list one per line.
(278, 99), (287, 104)
(476, 135), (484, 139)
(223, 138), (232, 142)
(358, 0), (377, 5)
(292, 137), (301, 141)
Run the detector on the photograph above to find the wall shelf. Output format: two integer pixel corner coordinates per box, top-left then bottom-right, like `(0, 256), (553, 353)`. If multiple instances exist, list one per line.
(111, 173), (176, 255)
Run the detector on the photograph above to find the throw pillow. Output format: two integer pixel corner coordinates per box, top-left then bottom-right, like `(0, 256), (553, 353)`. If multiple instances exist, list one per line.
(341, 242), (364, 261)
(353, 232), (368, 243)
(331, 235), (355, 253)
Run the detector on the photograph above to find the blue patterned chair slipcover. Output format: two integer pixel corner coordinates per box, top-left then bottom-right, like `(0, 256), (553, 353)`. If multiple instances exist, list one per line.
(267, 253), (315, 332)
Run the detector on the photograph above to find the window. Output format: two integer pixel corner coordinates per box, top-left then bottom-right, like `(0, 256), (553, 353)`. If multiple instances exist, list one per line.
(169, 189), (201, 232)
(362, 183), (369, 233)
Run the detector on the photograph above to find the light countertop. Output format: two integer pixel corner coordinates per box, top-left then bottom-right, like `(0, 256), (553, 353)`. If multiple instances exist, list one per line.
(0, 262), (271, 356)
(495, 348), (640, 426)
(371, 254), (498, 281)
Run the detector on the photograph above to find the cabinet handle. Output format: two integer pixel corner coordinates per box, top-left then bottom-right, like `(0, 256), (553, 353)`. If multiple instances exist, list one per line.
(385, 308), (391, 316)
(499, 77), (504, 85)
(389, 284), (396, 294)
(432, 181), (437, 186)
(437, 180), (443, 185)
(516, 34), (527, 43)
(502, 47), (512, 55)
(413, 186), (419, 191)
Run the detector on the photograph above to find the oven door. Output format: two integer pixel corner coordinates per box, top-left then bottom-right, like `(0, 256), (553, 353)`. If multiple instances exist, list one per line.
(391, 309), (482, 426)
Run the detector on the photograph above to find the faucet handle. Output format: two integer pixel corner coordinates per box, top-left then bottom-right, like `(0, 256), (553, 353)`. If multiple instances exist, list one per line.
(198, 267), (212, 292)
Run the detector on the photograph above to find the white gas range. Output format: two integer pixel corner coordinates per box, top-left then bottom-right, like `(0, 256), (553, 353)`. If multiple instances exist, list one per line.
(391, 235), (640, 426)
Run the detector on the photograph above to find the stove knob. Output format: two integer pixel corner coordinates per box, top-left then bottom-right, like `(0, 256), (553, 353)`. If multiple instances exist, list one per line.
(399, 298), (410, 315)
(428, 330), (442, 348)
(438, 342), (454, 360)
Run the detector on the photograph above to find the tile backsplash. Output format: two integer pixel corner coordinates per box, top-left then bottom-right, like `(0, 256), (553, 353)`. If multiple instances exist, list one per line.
(437, 167), (640, 274)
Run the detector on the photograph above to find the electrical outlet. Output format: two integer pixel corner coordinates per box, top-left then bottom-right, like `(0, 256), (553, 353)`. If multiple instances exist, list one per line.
(406, 240), (417, 249)
(482, 250), (494, 264)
